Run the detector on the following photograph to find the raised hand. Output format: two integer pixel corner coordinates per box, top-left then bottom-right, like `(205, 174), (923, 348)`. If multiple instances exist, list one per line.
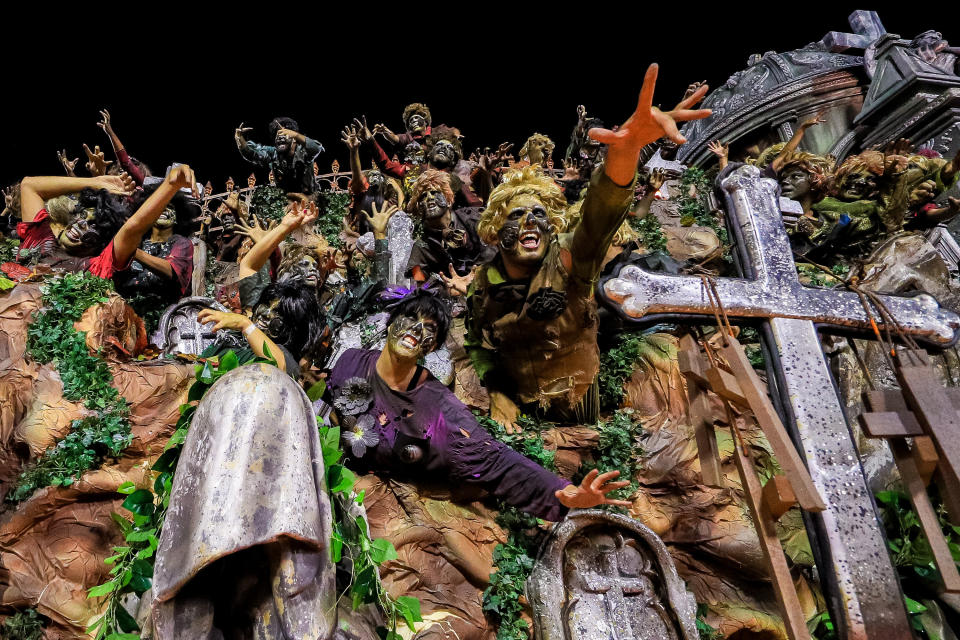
(235, 122), (253, 144)
(576, 104), (588, 122)
(197, 308), (251, 333)
(234, 215), (270, 244)
(340, 125), (360, 150)
(648, 167), (667, 191)
(2, 186), (15, 210)
(373, 123), (393, 138)
(439, 263), (475, 297)
(83, 144), (113, 177)
(363, 200), (399, 240)
(799, 111), (827, 130)
(57, 149), (79, 176)
(353, 116), (373, 143)
(588, 64), (711, 186)
(707, 140), (729, 159)
(97, 109), (114, 136)
(96, 172), (137, 196)
(165, 164), (199, 198)
(555, 468), (633, 509)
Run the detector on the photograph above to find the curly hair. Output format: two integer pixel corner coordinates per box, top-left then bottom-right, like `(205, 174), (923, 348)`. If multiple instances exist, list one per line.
(477, 165), (568, 244)
(779, 152), (834, 198)
(402, 103), (432, 127)
(268, 117), (299, 139)
(748, 142), (786, 168)
(407, 169), (455, 214)
(519, 133), (555, 161)
(423, 127), (463, 163)
(278, 243), (323, 277)
(833, 150), (885, 185)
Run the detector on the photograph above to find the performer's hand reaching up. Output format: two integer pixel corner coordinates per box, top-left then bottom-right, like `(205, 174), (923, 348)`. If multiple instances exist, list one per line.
(555, 469), (633, 509)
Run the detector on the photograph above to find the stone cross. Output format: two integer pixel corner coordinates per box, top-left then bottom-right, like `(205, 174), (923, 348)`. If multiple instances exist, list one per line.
(601, 164), (960, 640)
(819, 10), (886, 53)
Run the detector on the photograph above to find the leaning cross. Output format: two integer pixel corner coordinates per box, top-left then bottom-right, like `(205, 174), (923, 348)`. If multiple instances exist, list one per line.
(601, 163), (960, 640)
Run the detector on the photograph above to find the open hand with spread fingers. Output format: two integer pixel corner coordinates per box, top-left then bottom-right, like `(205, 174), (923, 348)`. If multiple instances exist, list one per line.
(363, 201), (399, 240)
(555, 468), (633, 509)
(58, 149), (79, 176)
(439, 263), (475, 297)
(83, 144), (113, 177)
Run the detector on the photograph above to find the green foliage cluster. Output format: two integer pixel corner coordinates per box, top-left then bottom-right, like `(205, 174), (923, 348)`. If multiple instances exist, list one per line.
(796, 264), (842, 289)
(874, 490), (960, 639)
(0, 236), (20, 263)
(695, 604), (723, 640)
(677, 168), (728, 243)
(317, 190), (350, 248)
(0, 609), (46, 640)
(579, 410), (643, 505)
(599, 331), (676, 410)
(11, 273), (131, 502)
(249, 185), (288, 221)
(738, 327), (766, 370)
(477, 412), (556, 640)
(629, 213), (667, 254)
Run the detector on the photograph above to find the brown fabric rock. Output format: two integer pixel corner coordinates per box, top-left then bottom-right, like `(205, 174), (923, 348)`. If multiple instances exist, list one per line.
(663, 226), (721, 263)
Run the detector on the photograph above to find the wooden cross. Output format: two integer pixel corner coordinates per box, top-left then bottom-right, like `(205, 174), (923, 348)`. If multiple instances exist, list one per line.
(601, 164), (960, 639)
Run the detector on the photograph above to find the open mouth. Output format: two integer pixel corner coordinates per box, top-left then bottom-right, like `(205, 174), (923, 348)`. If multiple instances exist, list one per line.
(304, 274), (318, 286)
(401, 334), (419, 349)
(519, 231), (541, 250)
(65, 226), (85, 242)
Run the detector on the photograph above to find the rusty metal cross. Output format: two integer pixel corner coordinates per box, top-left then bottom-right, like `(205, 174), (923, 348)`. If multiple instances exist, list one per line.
(600, 163), (960, 640)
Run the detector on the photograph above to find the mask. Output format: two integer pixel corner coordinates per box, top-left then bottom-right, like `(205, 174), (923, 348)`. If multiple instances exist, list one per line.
(404, 142), (425, 166)
(279, 255), (321, 288)
(497, 194), (552, 267)
(839, 170), (879, 201)
(367, 171), (385, 189)
(253, 298), (290, 345)
(387, 313), (438, 359)
(155, 205), (177, 229)
(407, 114), (427, 134)
(57, 209), (103, 255)
(417, 189), (449, 221)
(275, 133), (292, 154)
(430, 140), (458, 168)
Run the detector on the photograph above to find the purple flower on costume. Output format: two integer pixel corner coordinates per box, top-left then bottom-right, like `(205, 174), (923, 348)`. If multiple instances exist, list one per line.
(341, 414), (379, 457)
(333, 377), (372, 415)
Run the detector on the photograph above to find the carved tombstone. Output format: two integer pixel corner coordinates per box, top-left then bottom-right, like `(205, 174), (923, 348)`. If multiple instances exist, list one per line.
(154, 296), (227, 355)
(528, 510), (698, 640)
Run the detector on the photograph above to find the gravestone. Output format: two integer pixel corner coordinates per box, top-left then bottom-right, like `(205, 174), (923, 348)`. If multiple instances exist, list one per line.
(154, 296), (227, 355)
(528, 510), (698, 640)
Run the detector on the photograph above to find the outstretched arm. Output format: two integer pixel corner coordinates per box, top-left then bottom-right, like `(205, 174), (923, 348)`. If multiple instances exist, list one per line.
(771, 112), (825, 173)
(572, 64), (710, 284)
(238, 201), (317, 279)
(19, 174), (135, 222)
(341, 124), (364, 193)
(631, 168), (666, 218)
(113, 165), (198, 266)
(197, 309), (288, 372)
(98, 109), (145, 185)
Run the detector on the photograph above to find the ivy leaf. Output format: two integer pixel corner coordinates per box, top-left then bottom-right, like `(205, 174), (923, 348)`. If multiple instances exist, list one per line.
(327, 464), (355, 494)
(375, 628), (403, 640)
(369, 538), (398, 565)
(87, 580), (118, 598)
(394, 595), (423, 631)
(121, 489), (155, 515)
(115, 605), (140, 633)
(117, 481), (136, 495)
(219, 350), (239, 373)
(307, 379), (327, 402)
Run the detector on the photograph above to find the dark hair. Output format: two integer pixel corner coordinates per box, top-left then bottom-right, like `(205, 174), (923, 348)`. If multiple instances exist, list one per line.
(138, 183), (202, 237)
(387, 291), (451, 350)
(423, 127), (463, 163)
(269, 117), (300, 139)
(256, 279), (323, 358)
(75, 188), (134, 251)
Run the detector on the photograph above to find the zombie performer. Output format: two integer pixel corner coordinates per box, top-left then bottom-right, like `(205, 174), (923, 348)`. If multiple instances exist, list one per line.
(405, 169), (494, 281)
(466, 65), (711, 431)
(113, 185), (199, 308)
(341, 122), (404, 235)
(328, 290), (631, 520)
(235, 117), (323, 196)
(97, 109), (152, 186)
(518, 133), (555, 167)
(15, 167), (196, 277)
(373, 102), (432, 148)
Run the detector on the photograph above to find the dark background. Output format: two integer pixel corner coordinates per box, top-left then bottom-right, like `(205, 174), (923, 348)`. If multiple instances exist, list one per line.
(0, 6), (941, 191)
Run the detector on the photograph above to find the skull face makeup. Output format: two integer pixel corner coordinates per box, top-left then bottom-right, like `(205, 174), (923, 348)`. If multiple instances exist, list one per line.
(279, 253), (321, 289)
(56, 208), (104, 255)
(387, 313), (438, 359)
(275, 131), (292, 154)
(253, 298), (291, 345)
(839, 169), (879, 201)
(367, 170), (385, 189)
(155, 204), (177, 230)
(416, 189), (450, 222)
(498, 193), (552, 267)
(429, 140), (458, 169)
(407, 114), (428, 134)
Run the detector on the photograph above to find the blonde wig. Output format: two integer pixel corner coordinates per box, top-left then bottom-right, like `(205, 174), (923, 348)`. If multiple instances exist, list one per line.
(478, 165), (568, 244)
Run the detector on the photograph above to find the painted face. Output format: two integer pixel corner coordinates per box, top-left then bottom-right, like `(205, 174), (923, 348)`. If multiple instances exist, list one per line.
(416, 189), (449, 221)
(367, 170), (384, 189)
(779, 168), (813, 200)
(279, 254), (321, 288)
(387, 313), (438, 359)
(247, 174), (256, 188)
(155, 204), (177, 229)
(839, 170), (879, 201)
(57, 209), (103, 254)
(253, 298), (290, 344)
(429, 140), (458, 168)
(498, 193), (552, 267)
(406, 113), (427, 134)
(221, 212), (237, 235)
(275, 131), (292, 154)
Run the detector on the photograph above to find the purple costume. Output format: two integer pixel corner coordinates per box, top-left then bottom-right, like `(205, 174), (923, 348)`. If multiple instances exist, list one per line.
(329, 348), (571, 521)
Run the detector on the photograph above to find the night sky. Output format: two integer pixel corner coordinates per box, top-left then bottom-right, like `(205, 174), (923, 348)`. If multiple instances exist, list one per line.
(0, 6), (941, 191)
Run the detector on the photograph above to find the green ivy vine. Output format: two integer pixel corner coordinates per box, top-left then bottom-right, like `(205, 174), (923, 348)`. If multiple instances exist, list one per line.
(0, 609), (46, 640)
(10, 273), (132, 503)
(598, 331), (676, 411)
(316, 190), (350, 248)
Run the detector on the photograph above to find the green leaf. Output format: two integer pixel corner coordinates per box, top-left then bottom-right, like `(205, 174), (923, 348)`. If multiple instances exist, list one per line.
(117, 481), (136, 495)
(370, 538), (398, 565)
(328, 464), (355, 494)
(87, 580), (118, 598)
(121, 489), (155, 515)
(115, 605), (140, 633)
(111, 512), (133, 535)
(394, 595), (423, 631)
(260, 341), (277, 366)
(219, 350), (239, 373)
(152, 448), (180, 472)
(0, 276), (15, 290)
(307, 379), (327, 402)
(106, 633), (142, 640)
(905, 596), (928, 614)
